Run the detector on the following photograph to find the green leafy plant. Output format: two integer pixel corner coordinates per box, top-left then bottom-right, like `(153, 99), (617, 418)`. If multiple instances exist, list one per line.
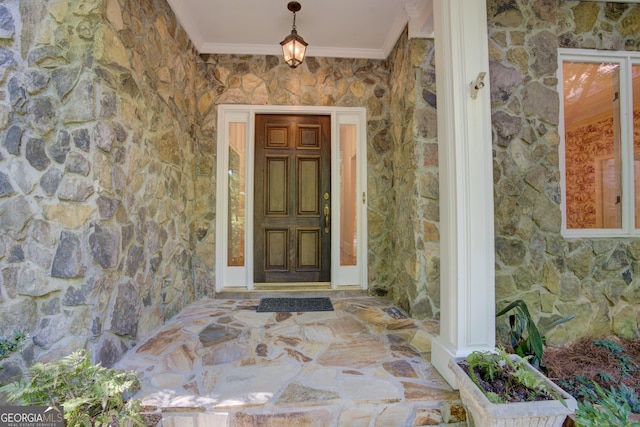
(593, 338), (639, 381)
(615, 384), (640, 414)
(0, 350), (145, 427)
(462, 347), (565, 405)
(0, 331), (26, 364)
(575, 383), (640, 427)
(552, 337), (639, 426)
(496, 299), (574, 371)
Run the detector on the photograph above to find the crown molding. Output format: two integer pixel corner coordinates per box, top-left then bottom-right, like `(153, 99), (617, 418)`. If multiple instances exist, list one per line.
(406, 0), (435, 39)
(166, 0), (204, 51)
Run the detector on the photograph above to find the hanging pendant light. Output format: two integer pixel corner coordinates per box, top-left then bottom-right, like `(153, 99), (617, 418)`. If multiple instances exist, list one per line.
(280, 1), (308, 69)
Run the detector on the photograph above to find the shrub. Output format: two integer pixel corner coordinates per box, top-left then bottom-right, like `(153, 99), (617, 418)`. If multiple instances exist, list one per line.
(574, 383), (640, 427)
(0, 350), (144, 427)
(0, 331), (26, 364)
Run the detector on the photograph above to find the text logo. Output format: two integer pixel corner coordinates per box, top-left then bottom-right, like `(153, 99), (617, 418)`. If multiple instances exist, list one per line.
(0, 406), (64, 427)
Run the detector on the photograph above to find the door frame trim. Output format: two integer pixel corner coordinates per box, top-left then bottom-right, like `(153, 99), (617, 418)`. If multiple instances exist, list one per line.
(215, 105), (368, 292)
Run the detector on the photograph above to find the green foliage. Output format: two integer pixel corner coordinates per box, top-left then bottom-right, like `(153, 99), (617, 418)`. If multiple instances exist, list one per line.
(0, 331), (26, 363)
(512, 367), (546, 391)
(465, 350), (504, 383)
(496, 299), (574, 371)
(592, 338), (625, 354)
(558, 338), (640, 426)
(464, 347), (565, 405)
(485, 391), (502, 404)
(575, 383), (640, 427)
(610, 384), (640, 415)
(593, 338), (639, 380)
(562, 376), (640, 414)
(0, 350), (145, 427)
(559, 376), (596, 402)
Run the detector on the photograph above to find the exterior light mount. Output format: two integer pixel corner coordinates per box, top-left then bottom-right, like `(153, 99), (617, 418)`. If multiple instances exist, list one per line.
(280, 1), (308, 69)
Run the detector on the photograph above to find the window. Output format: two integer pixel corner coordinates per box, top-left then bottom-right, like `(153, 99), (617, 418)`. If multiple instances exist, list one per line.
(339, 124), (357, 266)
(559, 49), (640, 237)
(227, 122), (247, 267)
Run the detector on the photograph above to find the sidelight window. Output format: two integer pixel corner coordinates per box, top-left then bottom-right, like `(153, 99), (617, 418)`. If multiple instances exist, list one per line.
(340, 124), (357, 266)
(227, 123), (246, 266)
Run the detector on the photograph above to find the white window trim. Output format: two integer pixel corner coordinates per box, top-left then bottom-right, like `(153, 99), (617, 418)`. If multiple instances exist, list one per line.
(559, 48), (640, 238)
(215, 104), (368, 291)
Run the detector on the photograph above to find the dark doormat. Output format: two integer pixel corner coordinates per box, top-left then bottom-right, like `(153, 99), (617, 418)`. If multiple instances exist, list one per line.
(256, 297), (334, 313)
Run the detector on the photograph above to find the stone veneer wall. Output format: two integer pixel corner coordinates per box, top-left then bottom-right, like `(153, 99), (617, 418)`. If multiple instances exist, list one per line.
(192, 54), (397, 296)
(387, 32), (440, 318)
(0, 0), (197, 383)
(489, 0), (640, 343)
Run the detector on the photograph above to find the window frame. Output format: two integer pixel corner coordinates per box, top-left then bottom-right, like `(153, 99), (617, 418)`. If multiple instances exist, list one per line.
(559, 48), (640, 238)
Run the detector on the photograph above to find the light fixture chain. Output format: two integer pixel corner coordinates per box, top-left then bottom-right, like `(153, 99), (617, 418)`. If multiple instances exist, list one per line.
(281, 1), (307, 68)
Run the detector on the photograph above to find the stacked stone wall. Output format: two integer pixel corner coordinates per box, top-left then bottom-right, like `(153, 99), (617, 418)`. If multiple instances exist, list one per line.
(387, 31), (440, 318)
(489, 0), (640, 343)
(0, 0), (197, 385)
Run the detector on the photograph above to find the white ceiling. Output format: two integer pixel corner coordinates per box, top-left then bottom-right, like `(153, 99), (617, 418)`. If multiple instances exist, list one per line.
(166, 0), (434, 60)
(564, 62), (640, 129)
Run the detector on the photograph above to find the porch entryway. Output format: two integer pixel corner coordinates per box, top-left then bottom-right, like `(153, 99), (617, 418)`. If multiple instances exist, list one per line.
(115, 295), (466, 426)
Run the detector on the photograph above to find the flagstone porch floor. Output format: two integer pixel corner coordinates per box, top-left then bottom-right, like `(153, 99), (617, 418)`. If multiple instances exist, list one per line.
(115, 293), (467, 427)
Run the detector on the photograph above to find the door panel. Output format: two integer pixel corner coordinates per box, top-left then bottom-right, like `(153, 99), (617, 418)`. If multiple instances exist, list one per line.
(265, 229), (288, 271)
(254, 114), (331, 283)
(297, 228), (321, 270)
(297, 157), (320, 215)
(265, 156), (288, 215)
(299, 125), (321, 148)
(267, 126), (288, 148)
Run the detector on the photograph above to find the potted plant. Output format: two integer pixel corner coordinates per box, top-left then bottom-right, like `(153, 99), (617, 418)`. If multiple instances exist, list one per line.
(449, 347), (577, 427)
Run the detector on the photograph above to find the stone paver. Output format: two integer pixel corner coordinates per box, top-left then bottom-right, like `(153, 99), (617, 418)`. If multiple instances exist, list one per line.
(115, 296), (466, 426)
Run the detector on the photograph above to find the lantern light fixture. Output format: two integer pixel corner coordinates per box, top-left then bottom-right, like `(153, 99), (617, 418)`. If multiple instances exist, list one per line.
(280, 1), (308, 69)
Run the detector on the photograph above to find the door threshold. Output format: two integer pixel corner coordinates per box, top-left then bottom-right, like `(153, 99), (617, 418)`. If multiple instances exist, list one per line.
(216, 285), (368, 299)
(254, 282), (332, 290)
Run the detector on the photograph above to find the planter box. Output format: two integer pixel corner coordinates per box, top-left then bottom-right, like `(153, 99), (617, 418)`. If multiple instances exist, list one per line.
(449, 355), (577, 427)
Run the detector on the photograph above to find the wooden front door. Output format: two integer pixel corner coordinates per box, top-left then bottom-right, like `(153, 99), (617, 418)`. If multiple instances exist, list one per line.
(254, 114), (331, 283)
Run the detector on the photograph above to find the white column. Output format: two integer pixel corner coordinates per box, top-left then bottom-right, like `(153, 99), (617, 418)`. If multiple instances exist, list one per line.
(430, 0), (496, 388)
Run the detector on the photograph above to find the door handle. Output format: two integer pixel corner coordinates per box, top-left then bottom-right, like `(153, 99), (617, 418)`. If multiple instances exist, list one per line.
(324, 204), (330, 234)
